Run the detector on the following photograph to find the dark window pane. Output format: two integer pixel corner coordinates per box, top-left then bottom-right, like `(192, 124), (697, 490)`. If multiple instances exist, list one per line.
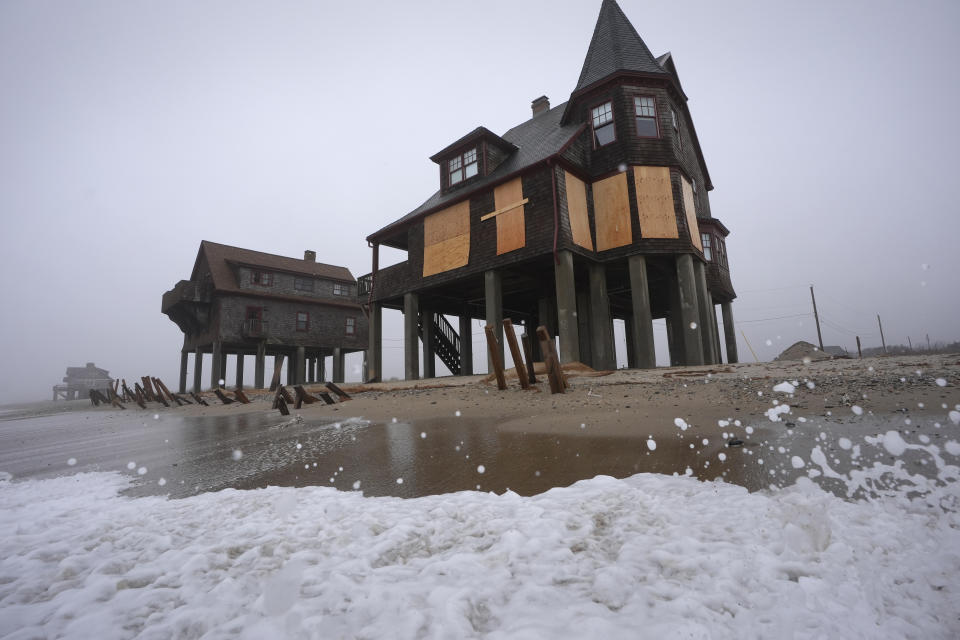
(636, 116), (658, 137)
(594, 122), (615, 146)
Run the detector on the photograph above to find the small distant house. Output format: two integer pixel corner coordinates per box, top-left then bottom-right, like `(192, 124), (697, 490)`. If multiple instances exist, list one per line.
(161, 241), (368, 391)
(359, 0), (737, 381)
(53, 363), (113, 401)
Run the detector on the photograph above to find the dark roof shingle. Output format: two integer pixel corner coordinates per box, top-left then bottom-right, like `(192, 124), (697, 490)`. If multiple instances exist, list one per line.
(195, 241), (354, 293)
(572, 0), (667, 95)
(368, 102), (583, 246)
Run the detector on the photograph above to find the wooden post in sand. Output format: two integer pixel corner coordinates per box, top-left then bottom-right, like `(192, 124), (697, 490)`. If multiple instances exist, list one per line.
(521, 333), (537, 384)
(856, 336), (862, 359)
(502, 319), (530, 390)
(325, 382), (351, 401)
(536, 325), (565, 394)
(269, 355), (284, 392)
(484, 325), (507, 390)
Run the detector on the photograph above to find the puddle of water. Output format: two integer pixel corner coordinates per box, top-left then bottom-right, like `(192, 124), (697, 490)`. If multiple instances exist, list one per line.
(0, 409), (953, 500)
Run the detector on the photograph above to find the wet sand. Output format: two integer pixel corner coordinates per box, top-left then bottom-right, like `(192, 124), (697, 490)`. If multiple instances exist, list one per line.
(1, 354), (957, 499)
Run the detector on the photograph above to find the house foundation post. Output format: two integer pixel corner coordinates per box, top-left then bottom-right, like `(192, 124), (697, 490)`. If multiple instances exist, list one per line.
(367, 303), (382, 382)
(721, 302), (739, 364)
(295, 347), (306, 385)
(459, 313), (473, 375)
(333, 348), (345, 383)
(179, 351), (188, 394)
(484, 270), (503, 372)
(422, 304), (435, 379)
(210, 340), (222, 389)
(255, 342), (265, 389)
(624, 315), (637, 368)
(318, 356), (326, 382)
(576, 290), (593, 367)
(193, 347), (203, 393)
(553, 250), (580, 364)
(588, 262), (616, 370)
(627, 254), (656, 369)
(693, 261), (718, 365)
(404, 292), (419, 380)
(235, 353), (244, 390)
(676, 254), (704, 366)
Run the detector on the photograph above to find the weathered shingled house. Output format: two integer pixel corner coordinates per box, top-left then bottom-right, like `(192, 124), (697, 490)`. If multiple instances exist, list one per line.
(360, 0), (737, 381)
(162, 241), (368, 391)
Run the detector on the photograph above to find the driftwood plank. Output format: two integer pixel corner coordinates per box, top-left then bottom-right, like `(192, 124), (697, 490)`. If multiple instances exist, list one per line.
(317, 392), (336, 405)
(214, 389), (234, 405)
(233, 388), (250, 404)
(190, 392), (209, 406)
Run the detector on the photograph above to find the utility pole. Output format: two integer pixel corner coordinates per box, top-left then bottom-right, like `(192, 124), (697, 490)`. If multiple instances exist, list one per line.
(907, 336), (913, 352)
(856, 336), (862, 359)
(926, 334), (931, 352)
(877, 315), (887, 355)
(810, 286), (824, 352)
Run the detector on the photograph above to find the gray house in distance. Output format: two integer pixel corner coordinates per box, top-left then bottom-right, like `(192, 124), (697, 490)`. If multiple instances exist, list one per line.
(359, 0), (737, 381)
(162, 241), (368, 391)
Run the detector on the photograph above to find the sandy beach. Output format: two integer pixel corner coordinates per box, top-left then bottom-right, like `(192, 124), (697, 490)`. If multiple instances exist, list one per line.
(171, 352), (960, 437)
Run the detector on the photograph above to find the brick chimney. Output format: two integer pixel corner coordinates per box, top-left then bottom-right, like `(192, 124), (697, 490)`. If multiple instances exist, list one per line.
(304, 250), (316, 262)
(531, 95), (550, 117)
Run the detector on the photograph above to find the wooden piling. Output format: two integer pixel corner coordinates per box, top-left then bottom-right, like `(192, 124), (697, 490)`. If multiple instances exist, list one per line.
(233, 388), (251, 404)
(521, 333), (537, 384)
(484, 324), (507, 390)
(502, 319), (530, 389)
(536, 326), (564, 394)
(269, 355), (284, 392)
(214, 389), (234, 404)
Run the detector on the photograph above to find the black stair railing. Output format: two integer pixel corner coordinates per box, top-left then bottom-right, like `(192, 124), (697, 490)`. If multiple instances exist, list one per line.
(417, 312), (461, 376)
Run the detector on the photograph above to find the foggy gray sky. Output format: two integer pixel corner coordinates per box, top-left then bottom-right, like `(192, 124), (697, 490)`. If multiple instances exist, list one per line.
(1, 0), (958, 404)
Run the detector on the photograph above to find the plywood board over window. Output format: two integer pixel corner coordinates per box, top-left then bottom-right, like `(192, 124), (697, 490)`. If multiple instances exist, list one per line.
(592, 172), (631, 251)
(633, 166), (678, 239)
(681, 177), (703, 252)
(423, 200), (470, 277)
(494, 178), (525, 255)
(564, 171), (594, 251)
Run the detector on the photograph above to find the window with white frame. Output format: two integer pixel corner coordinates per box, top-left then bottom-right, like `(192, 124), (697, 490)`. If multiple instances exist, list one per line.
(701, 233), (712, 261)
(634, 96), (658, 137)
(591, 101), (615, 146)
(448, 148), (478, 185)
(345, 317), (356, 335)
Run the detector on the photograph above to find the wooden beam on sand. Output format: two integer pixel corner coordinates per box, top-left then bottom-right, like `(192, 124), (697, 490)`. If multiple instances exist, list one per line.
(294, 385), (318, 410)
(153, 377), (182, 406)
(233, 388), (251, 404)
(484, 324), (507, 390)
(190, 392), (209, 406)
(536, 325), (564, 394)
(214, 389), (234, 405)
(272, 386), (290, 415)
(502, 319), (530, 389)
(325, 382), (351, 401)
(141, 377), (158, 402)
(317, 392), (336, 405)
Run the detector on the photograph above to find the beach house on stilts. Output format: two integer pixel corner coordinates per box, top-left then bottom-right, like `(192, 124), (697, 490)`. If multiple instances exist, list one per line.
(359, 0), (737, 381)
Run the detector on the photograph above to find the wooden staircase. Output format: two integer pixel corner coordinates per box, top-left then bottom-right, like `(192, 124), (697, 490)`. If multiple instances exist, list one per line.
(418, 312), (461, 375)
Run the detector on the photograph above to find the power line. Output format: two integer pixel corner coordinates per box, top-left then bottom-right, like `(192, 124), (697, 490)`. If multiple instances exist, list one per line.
(738, 312), (810, 324)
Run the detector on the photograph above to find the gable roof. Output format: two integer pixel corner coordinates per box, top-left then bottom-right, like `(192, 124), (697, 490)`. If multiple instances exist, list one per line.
(428, 126), (517, 164)
(573, 0), (668, 95)
(193, 241), (354, 293)
(368, 102), (584, 248)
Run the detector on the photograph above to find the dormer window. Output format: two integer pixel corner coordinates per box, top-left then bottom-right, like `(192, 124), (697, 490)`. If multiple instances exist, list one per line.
(591, 101), (615, 146)
(635, 96), (659, 137)
(251, 270), (273, 286)
(448, 148), (478, 185)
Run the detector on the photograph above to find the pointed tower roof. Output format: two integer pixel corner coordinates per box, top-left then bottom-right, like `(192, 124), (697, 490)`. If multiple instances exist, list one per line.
(572, 0), (667, 95)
